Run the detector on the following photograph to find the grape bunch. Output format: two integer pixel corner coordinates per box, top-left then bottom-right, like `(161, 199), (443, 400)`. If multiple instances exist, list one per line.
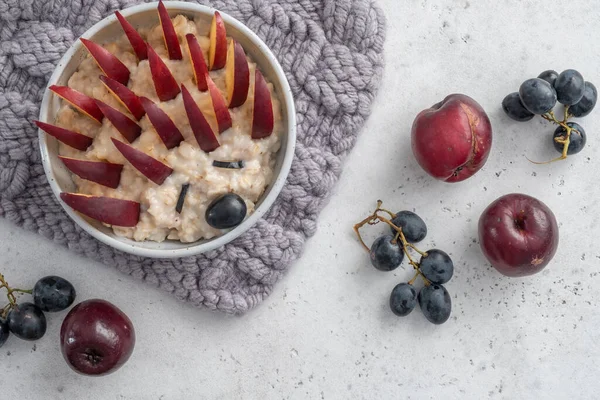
(354, 201), (454, 325)
(502, 69), (597, 163)
(0, 274), (76, 347)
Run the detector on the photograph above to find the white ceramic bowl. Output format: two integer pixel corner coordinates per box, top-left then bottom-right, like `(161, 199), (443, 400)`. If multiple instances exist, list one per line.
(38, 1), (296, 258)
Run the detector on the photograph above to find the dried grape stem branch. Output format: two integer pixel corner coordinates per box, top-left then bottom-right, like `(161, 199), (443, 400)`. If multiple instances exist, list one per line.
(353, 202), (431, 285)
(533, 106), (572, 164)
(0, 273), (32, 318)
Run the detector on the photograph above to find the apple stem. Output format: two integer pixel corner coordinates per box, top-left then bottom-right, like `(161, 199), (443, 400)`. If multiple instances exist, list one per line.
(0, 273), (33, 318)
(354, 201), (432, 285)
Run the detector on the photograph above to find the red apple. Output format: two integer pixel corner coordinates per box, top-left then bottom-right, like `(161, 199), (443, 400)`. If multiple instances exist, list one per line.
(60, 193), (140, 227)
(60, 299), (135, 376)
(411, 94), (492, 183)
(147, 43), (181, 102)
(95, 99), (141, 143)
(49, 85), (104, 123)
(181, 84), (220, 152)
(115, 11), (147, 60)
(157, 0), (183, 60)
(208, 11), (227, 70)
(139, 96), (184, 149)
(185, 33), (208, 92)
(34, 121), (93, 151)
(225, 40), (250, 108)
(478, 193), (559, 277)
(59, 156), (123, 189)
(111, 138), (173, 185)
(99, 75), (145, 121)
(206, 74), (232, 133)
(252, 69), (274, 139)
(80, 38), (130, 85)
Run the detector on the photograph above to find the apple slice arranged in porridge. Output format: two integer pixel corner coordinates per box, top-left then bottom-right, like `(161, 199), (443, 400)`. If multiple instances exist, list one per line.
(115, 11), (148, 60)
(60, 193), (140, 227)
(209, 11), (227, 70)
(139, 96), (184, 149)
(59, 156), (123, 189)
(181, 84), (220, 153)
(80, 38), (130, 85)
(158, 0), (183, 60)
(35, 121), (93, 151)
(206, 74), (232, 133)
(39, 5), (281, 242)
(185, 33), (209, 92)
(49, 86), (104, 123)
(252, 70), (274, 139)
(99, 75), (145, 121)
(95, 99), (142, 143)
(111, 138), (173, 185)
(225, 40), (250, 108)
(147, 44), (181, 102)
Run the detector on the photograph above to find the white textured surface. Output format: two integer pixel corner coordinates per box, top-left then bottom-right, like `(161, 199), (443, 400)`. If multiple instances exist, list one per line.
(2, 0), (600, 398)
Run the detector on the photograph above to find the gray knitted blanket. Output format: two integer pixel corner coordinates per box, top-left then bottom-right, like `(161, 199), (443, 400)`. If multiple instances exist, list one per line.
(0, 0), (385, 314)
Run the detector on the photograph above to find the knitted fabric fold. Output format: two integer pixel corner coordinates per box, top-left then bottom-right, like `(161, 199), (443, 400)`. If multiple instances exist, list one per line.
(0, 0), (386, 314)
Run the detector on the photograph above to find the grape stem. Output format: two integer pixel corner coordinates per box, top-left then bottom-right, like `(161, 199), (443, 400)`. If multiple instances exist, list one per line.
(529, 107), (571, 164)
(353, 201), (431, 286)
(0, 273), (32, 319)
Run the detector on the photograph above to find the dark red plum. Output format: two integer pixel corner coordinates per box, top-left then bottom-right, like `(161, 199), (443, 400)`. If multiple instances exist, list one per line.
(478, 193), (559, 277)
(60, 299), (135, 376)
(411, 94), (493, 183)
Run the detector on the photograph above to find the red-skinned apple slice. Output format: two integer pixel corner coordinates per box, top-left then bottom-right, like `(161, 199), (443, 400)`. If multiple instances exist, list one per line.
(49, 85), (104, 123)
(34, 121), (93, 151)
(225, 40), (250, 108)
(158, 0), (183, 60)
(147, 44), (181, 101)
(185, 34), (208, 91)
(60, 193), (140, 227)
(95, 100), (142, 143)
(80, 38), (130, 85)
(208, 11), (227, 70)
(111, 138), (173, 185)
(115, 11), (147, 60)
(181, 85), (220, 152)
(59, 156), (123, 189)
(99, 75), (145, 121)
(206, 75), (232, 133)
(139, 97), (184, 149)
(251, 70), (274, 139)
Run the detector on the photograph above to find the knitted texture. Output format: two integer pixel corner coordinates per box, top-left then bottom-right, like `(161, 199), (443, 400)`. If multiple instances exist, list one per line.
(0, 0), (385, 314)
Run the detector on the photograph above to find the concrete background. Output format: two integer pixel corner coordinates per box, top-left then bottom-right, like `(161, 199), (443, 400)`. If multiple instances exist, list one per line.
(1, 0), (600, 398)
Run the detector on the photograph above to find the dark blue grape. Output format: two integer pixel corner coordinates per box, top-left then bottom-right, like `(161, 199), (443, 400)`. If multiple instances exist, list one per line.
(570, 82), (597, 117)
(419, 249), (454, 284)
(418, 284), (451, 325)
(389, 211), (427, 243)
(553, 122), (586, 155)
(0, 318), (9, 348)
(502, 92), (534, 122)
(33, 276), (76, 312)
(370, 235), (404, 271)
(205, 193), (247, 229)
(519, 78), (557, 114)
(538, 70), (559, 87)
(554, 69), (585, 105)
(7, 303), (46, 340)
(389, 283), (417, 316)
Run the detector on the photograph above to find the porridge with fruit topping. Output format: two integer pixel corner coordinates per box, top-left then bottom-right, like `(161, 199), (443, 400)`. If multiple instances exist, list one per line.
(37, 4), (283, 243)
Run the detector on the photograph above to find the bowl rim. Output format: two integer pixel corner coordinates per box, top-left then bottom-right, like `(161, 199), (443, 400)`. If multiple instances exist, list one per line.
(38, 1), (296, 259)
